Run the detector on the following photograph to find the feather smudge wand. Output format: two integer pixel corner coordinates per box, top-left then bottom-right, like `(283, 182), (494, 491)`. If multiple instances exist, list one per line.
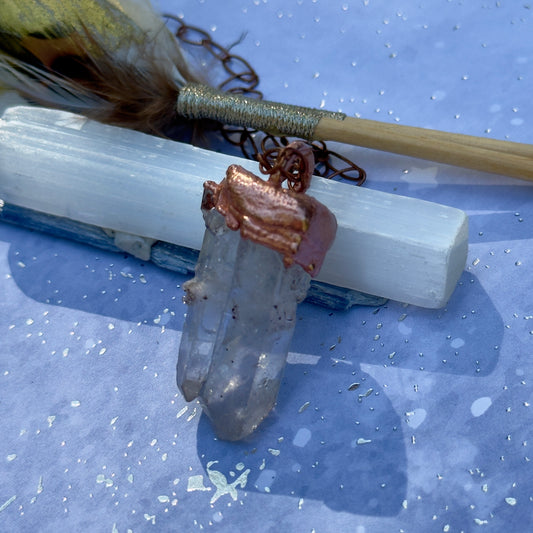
(1, 0), (533, 180)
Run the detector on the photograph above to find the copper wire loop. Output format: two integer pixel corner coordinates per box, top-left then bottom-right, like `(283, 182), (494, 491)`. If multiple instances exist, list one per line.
(258, 142), (314, 193)
(165, 15), (366, 185)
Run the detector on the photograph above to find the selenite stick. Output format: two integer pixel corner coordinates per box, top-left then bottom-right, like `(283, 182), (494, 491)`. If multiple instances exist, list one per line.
(0, 105), (468, 308)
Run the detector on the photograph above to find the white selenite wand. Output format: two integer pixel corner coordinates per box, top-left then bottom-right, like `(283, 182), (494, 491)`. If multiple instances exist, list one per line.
(0, 105), (468, 309)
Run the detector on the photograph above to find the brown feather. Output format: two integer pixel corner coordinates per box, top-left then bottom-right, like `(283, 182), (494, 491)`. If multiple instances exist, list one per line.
(61, 27), (194, 134)
(0, 2), (205, 136)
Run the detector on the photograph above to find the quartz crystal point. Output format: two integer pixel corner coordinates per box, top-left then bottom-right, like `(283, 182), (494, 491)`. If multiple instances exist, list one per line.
(177, 141), (337, 440)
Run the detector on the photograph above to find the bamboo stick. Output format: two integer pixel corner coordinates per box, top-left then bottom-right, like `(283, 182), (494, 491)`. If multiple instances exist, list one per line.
(315, 116), (533, 180)
(176, 86), (533, 181)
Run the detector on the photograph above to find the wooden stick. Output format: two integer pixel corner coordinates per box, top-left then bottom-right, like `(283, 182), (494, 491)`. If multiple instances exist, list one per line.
(176, 86), (533, 181)
(315, 116), (533, 180)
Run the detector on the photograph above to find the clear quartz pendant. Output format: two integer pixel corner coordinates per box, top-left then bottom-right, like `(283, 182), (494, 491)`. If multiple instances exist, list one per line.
(177, 141), (337, 441)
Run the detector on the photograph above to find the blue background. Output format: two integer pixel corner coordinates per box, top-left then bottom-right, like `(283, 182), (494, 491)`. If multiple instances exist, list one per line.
(1, 1), (532, 531)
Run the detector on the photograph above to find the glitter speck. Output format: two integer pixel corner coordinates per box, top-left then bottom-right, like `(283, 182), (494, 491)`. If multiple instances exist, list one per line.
(298, 401), (310, 413)
(0, 495), (17, 512)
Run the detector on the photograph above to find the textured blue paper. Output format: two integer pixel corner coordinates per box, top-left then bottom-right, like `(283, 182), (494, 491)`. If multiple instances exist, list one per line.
(1, 1), (533, 532)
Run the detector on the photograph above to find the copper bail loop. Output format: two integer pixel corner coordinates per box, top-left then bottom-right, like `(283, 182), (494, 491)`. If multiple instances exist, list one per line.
(258, 140), (314, 193)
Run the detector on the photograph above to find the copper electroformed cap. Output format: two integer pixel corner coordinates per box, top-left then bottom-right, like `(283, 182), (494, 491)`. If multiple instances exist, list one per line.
(202, 141), (337, 276)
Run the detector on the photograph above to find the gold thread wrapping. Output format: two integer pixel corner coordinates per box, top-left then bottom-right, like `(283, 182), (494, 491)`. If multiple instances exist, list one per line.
(177, 84), (346, 140)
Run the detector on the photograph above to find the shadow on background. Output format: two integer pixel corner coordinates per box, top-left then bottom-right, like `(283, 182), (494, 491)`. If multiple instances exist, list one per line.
(1, 205), (505, 516)
(3, 216), (504, 379)
(195, 359), (407, 516)
(291, 269), (503, 378)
